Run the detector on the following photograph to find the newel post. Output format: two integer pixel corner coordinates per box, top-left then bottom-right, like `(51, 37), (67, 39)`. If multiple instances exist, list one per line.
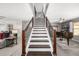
(53, 30), (57, 56)
(21, 30), (26, 56)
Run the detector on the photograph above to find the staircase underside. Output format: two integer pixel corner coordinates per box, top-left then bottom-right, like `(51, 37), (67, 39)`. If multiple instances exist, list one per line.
(26, 27), (53, 56)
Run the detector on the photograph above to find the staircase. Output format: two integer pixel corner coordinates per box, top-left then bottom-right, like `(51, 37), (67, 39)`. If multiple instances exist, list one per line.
(22, 17), (57, 56)
(26, 27), (53, 56)
(22, 10), (57, 56)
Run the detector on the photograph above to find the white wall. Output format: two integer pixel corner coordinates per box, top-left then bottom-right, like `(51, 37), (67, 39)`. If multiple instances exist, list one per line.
(0, 24), (8, 32)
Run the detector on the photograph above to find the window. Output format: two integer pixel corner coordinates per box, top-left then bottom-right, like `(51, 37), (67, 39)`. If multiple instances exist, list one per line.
(73, 22), (79, 36)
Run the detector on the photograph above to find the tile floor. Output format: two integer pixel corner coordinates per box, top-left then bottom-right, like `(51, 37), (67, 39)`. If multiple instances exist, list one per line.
(57, 38), (79, 56)
(0, 43), (22, 56)
(0, 38), (79, 56)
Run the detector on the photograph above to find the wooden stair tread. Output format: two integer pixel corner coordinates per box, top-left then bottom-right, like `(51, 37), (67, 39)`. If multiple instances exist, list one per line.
(32, 33), (47, 34)
(29, 45), (50, 48)
(30, 40), (49, 42)
(27, 51), (52, 56)
(31, 36), (48, 38)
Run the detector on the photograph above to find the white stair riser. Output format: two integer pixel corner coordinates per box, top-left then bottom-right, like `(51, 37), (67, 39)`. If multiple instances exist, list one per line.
(31, 34), (48, 36)
(30, 39), (48, 41)
(29, 42), (50, 45)
(32, 31), (47, 33)
(28, 48), (51, 51)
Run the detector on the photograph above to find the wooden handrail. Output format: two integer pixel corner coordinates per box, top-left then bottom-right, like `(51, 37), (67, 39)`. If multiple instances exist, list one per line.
(24, 17), (33, 31)
(46, 17), (53, 30)
(21, 17), (33, 56)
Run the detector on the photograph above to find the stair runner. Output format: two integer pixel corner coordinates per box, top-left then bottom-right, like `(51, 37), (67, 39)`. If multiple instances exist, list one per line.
(26, 27), (53, 56)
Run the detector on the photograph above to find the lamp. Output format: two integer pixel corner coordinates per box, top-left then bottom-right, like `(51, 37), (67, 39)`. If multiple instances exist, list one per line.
(12, 29), (18, 34)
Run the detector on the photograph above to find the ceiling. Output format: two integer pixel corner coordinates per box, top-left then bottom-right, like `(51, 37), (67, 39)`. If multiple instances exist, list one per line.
(0, 3), (79, 23)
(46, 3), (79, 22)
(0, 3), (33, 21)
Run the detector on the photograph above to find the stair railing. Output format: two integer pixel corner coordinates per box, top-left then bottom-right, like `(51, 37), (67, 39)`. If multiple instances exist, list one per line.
(21, 17), (34, 56)
(46, 17), (57, 56)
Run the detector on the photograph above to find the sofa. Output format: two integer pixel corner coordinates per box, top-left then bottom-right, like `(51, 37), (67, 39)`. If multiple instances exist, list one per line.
(0, 32), (6, 48)
(0, 32), (10, 48)
(0, 32), (17, 48)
